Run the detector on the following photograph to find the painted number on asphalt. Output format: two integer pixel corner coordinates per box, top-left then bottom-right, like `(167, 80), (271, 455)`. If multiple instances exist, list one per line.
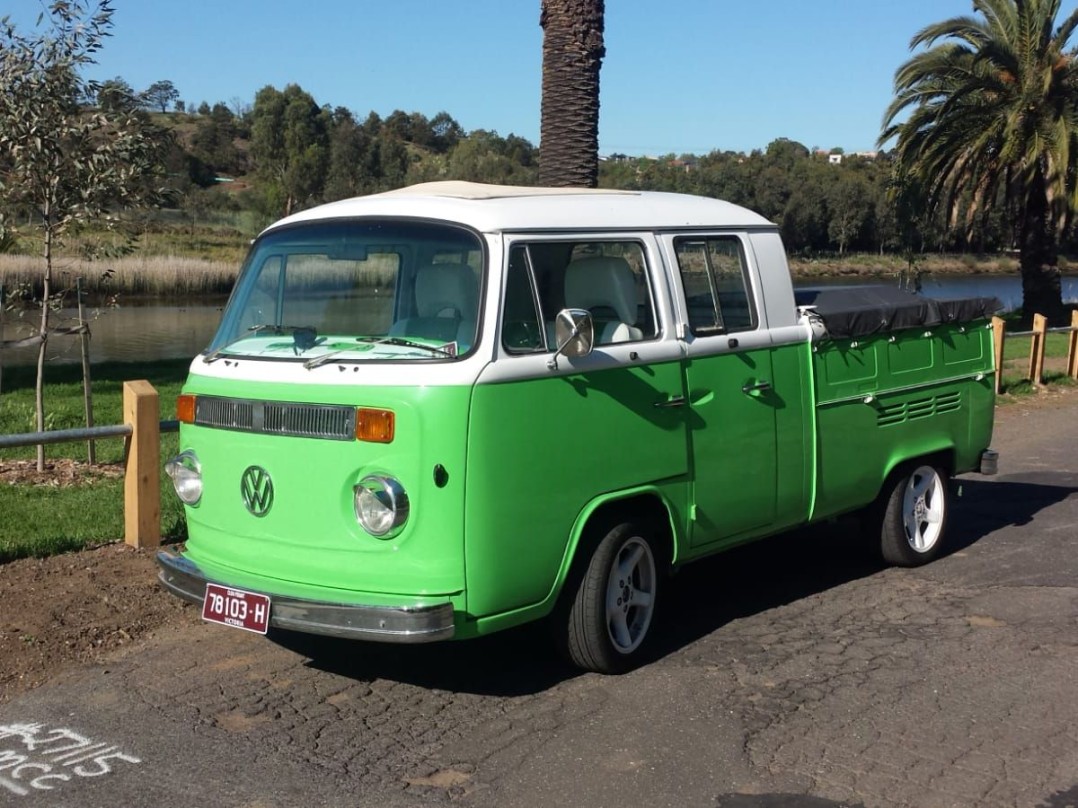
(0, 723), (140, 797)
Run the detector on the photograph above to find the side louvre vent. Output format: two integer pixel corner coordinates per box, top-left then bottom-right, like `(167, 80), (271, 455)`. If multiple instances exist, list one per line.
(876, 390), (963, 428)
(907, 397), (934, 420)
(194, 396), (355, 441)
(935, 390), (961, 414)
(877, 402), (907, 427)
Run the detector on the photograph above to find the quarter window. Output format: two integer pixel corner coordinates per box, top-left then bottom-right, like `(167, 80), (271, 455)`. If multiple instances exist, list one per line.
(674, 237), (757, 334)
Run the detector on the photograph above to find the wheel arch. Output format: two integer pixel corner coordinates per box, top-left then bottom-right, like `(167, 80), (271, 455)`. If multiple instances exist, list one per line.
(876, 446), (955, 505)
(550, 487), (678, 610)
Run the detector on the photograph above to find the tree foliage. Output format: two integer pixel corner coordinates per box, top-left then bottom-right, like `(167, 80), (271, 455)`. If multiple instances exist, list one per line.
(881, 0), (1078, 318)
(249, 84), (330, 216)
(0, 0), (168, 468)
(142, 79), (178, 113)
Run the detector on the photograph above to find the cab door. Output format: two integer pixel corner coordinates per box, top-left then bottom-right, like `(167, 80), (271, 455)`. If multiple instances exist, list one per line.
(465, 235), (688, 618)
(665, 234), (778, 547)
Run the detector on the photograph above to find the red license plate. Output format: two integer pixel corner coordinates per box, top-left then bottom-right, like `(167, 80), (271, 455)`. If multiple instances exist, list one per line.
(202, 583), (271, 634)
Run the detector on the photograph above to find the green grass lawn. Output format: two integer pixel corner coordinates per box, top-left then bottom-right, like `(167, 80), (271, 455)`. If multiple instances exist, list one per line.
(0, 359), (191, 562)
(997, 327), (1078, 396)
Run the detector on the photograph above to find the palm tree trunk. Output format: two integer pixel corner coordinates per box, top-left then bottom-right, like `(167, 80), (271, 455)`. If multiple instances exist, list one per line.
(538, 0), (605, 188)
(1019, 173), (1064, 322)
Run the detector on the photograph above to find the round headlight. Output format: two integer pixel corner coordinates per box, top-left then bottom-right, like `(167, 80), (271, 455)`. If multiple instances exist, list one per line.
(165, 450), (202, 505)
(354, 475), (409, 538)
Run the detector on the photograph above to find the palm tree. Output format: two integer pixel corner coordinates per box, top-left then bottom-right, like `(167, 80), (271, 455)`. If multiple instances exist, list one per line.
(881, 0), (1078, 319)
(538, 0), (605, 188)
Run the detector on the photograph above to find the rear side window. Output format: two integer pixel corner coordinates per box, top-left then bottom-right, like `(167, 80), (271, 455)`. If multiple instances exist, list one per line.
(501, 240), (657, 353)
(675, 236), (757, 335)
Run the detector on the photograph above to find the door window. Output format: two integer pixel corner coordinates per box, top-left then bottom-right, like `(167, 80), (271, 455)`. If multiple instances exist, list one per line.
(501, 240), (657, 352)
(674, 237), (757, 335)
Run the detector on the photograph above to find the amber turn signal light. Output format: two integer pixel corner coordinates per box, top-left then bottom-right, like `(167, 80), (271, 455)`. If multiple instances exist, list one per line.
(356, 408), (394, 443)
(177, 394), (196, 424)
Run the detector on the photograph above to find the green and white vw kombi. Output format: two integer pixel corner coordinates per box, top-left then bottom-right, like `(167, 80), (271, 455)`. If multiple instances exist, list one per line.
(158, 181), (997, 673)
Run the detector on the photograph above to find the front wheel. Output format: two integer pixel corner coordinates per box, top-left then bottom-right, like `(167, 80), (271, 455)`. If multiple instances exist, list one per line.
(878, 464), (949, 566)
(564, 521), (661, 674)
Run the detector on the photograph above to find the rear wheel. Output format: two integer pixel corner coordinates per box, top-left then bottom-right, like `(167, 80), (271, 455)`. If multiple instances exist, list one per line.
(565, 520), (661, 674)
(878, 464), (949, 566)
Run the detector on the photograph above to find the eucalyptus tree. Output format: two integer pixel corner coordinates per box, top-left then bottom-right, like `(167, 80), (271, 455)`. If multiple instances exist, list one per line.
(538, 0), (605, 187)
(0, 0), (167, 470)
(250, 84), (330, 216)
(881, 0), (1078, 318)
(141, 79), (179, 113)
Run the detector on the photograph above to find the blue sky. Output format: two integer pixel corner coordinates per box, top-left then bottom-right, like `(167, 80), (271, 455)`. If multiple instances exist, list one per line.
(5, 0), (981, 156)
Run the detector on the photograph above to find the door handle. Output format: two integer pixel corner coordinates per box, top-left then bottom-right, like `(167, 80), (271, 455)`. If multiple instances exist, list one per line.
(654, 395), (687, 409)
(742, 380), (772, 395)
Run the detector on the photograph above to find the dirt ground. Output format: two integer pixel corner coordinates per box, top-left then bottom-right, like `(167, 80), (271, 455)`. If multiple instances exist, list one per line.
(0, 542), (194, 704)
(0, 384), (1073, 709)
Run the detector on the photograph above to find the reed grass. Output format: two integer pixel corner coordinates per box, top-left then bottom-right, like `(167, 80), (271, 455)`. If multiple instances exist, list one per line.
(0, 254), (238, 298)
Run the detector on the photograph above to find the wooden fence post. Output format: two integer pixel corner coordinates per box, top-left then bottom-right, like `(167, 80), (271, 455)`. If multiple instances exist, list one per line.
(991, 315), (1006, 394)
(1067, 310), (1078, 380)
(1029, 313), (1048, 387)
(123, 380), (160, 548)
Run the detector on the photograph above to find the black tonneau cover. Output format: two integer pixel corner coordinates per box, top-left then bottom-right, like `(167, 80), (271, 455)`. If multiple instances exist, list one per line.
(795, 286), (1001, 339)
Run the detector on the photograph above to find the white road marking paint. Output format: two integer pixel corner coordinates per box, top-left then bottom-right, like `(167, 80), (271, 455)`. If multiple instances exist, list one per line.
(0, 723), (140, 797)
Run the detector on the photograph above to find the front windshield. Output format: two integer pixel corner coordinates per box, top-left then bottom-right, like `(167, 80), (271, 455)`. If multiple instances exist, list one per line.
(205, 220), (483, 364)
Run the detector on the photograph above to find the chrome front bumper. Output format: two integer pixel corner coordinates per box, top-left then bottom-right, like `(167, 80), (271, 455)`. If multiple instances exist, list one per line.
(156, 550), (455, 643)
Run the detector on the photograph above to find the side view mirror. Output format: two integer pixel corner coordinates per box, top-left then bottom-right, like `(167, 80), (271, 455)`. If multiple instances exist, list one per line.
(547, 308), (594, 370)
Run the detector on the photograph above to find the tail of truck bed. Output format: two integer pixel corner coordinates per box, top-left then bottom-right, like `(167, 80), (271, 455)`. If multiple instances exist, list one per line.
(799, 287), (999, 522)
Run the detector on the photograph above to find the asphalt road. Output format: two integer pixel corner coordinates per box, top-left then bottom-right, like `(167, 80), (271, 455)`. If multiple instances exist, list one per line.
(2, 399), (1077, 808)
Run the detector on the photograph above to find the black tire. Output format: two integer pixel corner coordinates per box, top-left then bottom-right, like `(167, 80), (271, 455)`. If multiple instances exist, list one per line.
(878, 464), (950, 566)
(564, 520), (661, 674)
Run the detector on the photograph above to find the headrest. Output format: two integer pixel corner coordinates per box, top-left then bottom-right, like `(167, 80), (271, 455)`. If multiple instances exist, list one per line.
(564, 256), (637, 325)
(415, 263), (477, 318)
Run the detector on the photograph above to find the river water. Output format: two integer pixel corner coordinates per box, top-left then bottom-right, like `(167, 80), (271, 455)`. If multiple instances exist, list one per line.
(1, 275), (1076, 367)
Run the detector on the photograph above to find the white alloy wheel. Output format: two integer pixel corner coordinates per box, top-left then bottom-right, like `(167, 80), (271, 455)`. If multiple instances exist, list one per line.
(604, 536), (657, 654)
(563, 520), (664, 673)
(902, 465), (946, 552)
(878, 463), (950, 566)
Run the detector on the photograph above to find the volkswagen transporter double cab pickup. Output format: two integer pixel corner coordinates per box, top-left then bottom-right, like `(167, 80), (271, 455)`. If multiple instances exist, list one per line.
(158, 181), (998, 674)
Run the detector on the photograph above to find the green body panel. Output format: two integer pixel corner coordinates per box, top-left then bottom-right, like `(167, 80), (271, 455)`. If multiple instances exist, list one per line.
(178, 374), (471, 604)
(811, 323), (995, 519)
(173, 321), (995, 638)
(466, 482), (687, 637)
(463, 360), (688, 619)
(680, 342), (813, 550)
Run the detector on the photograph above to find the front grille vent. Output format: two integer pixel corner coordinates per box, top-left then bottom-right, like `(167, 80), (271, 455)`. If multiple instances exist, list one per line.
(194, 396), (355, 441)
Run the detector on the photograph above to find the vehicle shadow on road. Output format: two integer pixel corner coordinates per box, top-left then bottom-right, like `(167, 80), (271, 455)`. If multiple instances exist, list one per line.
(947, 474), (1078, 551)
(280, 477), (1075, 696)
(270, 621), (571, 697)
(653, 476), (1078, 661)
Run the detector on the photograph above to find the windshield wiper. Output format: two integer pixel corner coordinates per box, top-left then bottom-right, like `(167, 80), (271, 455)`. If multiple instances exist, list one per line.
(356, 336), (456, 357)
(303, 337), (453, 370)
(203, 324), (315, 364)
(305, 336), (456, 370)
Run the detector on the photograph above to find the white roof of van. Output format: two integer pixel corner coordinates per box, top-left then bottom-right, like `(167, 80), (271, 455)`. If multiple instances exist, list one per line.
(266, 181), (774, 234)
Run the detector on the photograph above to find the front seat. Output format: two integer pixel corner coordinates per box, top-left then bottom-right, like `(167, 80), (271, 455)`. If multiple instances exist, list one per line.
(564, 256), (643, 344)
(390, 262), (478, 349)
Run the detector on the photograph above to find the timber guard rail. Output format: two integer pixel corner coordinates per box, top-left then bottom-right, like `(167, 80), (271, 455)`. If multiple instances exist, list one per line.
(0, 380), (176, 549)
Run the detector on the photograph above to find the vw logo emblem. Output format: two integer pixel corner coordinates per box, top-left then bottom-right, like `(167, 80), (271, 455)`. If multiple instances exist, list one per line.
(241, 466), (274, 517)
